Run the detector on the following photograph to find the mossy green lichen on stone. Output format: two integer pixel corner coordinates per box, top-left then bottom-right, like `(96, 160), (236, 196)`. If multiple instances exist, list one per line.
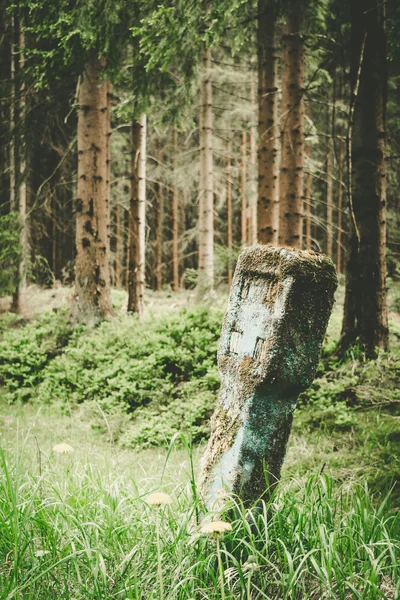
(199, 245), (337, 510)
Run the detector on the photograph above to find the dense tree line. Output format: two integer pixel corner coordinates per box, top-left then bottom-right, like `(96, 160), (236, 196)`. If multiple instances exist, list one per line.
(0, 0), (399, 356)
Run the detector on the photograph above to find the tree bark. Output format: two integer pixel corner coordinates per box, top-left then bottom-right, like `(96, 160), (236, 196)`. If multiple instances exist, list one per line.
(74, 52), (111, 319)
(115, 202), (121, 287)
(227, 134), (233, 286)
(339, 0), (389, 356)
(154, 137), (163, 291)
(250, 76), (258, 245)
(123, 208), (129, 288)
(172, 128), (179, 291)
(257, 0), (280, 245)
(336, 142), (344, 274)
(52, 196), (57, 276)
(9, 14), (16, 213)
(241, 131), (247, 246)
(12, 23), (28, 313)
(106, 82), (112, 284)
(127, 114), (146, 316)
(279, 5), (305, 248)
(304, 147), (312, 251)
(326, 134), (333, 258)
(156, 182), (163, 291)
(198, 48), (214, 286)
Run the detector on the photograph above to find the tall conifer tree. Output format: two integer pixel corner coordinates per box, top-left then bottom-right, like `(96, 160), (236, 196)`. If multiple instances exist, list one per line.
(340, 0), (389, 355)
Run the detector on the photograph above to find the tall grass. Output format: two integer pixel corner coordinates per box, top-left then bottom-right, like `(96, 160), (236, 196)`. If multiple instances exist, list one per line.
(0, 439), (399, 600)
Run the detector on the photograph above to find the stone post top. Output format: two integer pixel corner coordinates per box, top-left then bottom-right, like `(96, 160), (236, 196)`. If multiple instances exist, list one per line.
(236, 245), (338, 286)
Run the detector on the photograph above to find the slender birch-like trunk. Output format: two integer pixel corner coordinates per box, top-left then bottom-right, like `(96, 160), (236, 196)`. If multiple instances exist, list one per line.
(123, 208), (129, 287)
(155, 182), (163, 291)
(257, 0), (280, 244)
(10, 14), (16, 212)
(279, 5), (305, 248)
(12, 24), (28, 313)
(127, 114), (146, 315)
(172, 128), (179, 291)
(198, 48), (214, 286)
(52, 197), (57, 275)
(154, 138), (163, 291)
(304, 147), (312, 251)
(105, 82), (112, 283)
(326, 135), (333, 258)
(241, 131), (247, 246)
(115, 203), (121, 287)
(74, 52), (111, 319)
(250, 77), (258, 245)
(227, 134), (233, 286)
(336, 143), (344, 274)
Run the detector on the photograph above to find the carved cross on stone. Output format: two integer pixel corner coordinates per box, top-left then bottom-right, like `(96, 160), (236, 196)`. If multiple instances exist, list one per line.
(199, 245), (337, 510)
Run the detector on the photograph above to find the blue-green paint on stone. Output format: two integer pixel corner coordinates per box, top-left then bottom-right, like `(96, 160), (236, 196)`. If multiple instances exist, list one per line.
(199, 245), (337, 510)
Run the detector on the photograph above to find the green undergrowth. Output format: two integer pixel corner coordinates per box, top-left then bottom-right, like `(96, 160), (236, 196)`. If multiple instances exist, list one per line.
(1, 296), (400, 456)
(0, 311), (81, 402)
(0, 432), (399, 600)
(298, 327), (400, 430)
(294, 323), (400, 506)
(0, 307), (223, 448)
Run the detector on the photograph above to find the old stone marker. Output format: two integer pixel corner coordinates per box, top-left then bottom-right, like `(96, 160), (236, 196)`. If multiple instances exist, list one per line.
(199, 245), (337, 510)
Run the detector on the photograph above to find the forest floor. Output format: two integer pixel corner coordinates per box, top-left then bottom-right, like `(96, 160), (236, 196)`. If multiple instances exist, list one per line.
(0, 282), (400, 598)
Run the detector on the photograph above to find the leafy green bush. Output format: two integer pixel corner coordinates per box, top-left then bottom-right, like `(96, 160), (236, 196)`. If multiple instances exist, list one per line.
(0, 310), (81, 401)
(38, 308), (222, 409)
(120, 386), (216, 448)
(40, 308), (222, 446)
(0, 306), (223, 445)
(299, 347), (400, 429)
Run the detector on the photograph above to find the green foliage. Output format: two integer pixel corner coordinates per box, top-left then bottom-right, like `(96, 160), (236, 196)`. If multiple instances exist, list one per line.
(133, 0), (249, 79)
(0, 213), (21, 297)
(120, 386), (216, 449)
(19, 0), (132, 86)
(0, 307), (222, 444)
(38, 308), (222, 415)
(0, 311), (80, 401)
(388, 4), (400, 61)
(299, 346), (400, 430)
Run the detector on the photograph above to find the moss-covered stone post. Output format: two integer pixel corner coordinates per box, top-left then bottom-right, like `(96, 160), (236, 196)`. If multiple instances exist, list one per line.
(199, 245), (337, 510)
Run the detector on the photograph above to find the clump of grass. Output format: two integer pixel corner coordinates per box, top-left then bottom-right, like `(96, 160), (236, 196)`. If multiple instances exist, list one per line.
(0, 437), (399, 599)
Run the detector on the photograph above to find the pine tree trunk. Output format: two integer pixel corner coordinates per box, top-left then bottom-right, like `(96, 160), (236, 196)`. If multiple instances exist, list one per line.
(304, 147), (312, 251)
(115, 203), (121, 287)
(106, 82), (112, 284)
(127, 115), (146, 315)
(326, 135), (333, 258)
(241, 131), (247, 246)
(172, 128), (179, 291)
(257, 0), (280, 245)
(156, 182), (163, 291)
(9, 14), (16, 213)
(279, 5), (305, 248)
(198, 48), (214, 286)
(10, 13), (17, 309)
(227, 134), (233, 286)
(123, 208), (129, 288)
(339, 0), (388, 356)
(12, 24), (28, 313)
(250, 77), (258, 245)
(75, 52), (111, 320)
(336, 142), (344, 274)
(52, 197), (57, 276)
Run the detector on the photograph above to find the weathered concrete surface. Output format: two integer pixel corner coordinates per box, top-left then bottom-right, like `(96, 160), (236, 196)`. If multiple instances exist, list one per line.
(199, 245), (337, 510)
